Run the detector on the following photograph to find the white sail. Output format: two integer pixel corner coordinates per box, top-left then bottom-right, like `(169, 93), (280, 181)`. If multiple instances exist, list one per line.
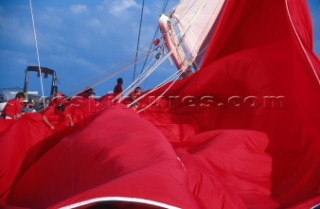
(159, 0), (225, 75)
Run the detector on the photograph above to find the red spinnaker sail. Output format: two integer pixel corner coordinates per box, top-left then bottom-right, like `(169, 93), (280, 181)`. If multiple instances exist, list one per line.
(1, 0), (320, 208)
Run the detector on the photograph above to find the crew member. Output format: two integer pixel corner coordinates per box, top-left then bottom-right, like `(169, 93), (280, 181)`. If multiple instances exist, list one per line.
(113, 78), (123, 98)
(49, 92), (67, 107)
(42, 104), (74, 130)
(128, 87), (142, 110)
(1, 92), (25, 119)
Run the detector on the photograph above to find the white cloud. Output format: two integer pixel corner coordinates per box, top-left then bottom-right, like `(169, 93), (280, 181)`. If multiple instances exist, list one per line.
(76, 35), (91, 47)
(101, 0), (138, 16)
(16, 57), (28, 66)
(70, 4), (88, 15)
(0, 15), (35, 46)
(38, 8), (63, 29)
(87, 18), (102, 28)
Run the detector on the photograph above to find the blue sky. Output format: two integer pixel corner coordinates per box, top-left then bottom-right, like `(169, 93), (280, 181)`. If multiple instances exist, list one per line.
(0, 0), (319, 97)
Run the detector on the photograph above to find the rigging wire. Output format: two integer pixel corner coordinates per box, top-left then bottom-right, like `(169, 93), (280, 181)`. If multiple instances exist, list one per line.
(66, 0), (209, 99)
(167, 0), (222, 76)
(62, 48), (147, 94)
(131, 1), (215, 111)
(136, 66), (185, 113)
(139, 0), (170, 75)
(63, 0), (171, 97)
(63, 0), (182, 97)
(66, 48), (158, 98)
(122, 0), (204, 105)
(181, 0), (224, 68)
(132, 0), (145, 82)
(119, 48), (167, 102)
(29, 0), (46, 107)
(113, 51), (171, 103)
(119, 54), (160, 101)
(123, 41), (187, 108)
(127, 64), (182, 108)
(89, 49), (156, 91)
(116, 46), (175, 103)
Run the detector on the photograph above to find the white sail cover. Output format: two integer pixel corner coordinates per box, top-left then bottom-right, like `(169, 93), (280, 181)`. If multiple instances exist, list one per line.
(172, 0), (225, 62)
